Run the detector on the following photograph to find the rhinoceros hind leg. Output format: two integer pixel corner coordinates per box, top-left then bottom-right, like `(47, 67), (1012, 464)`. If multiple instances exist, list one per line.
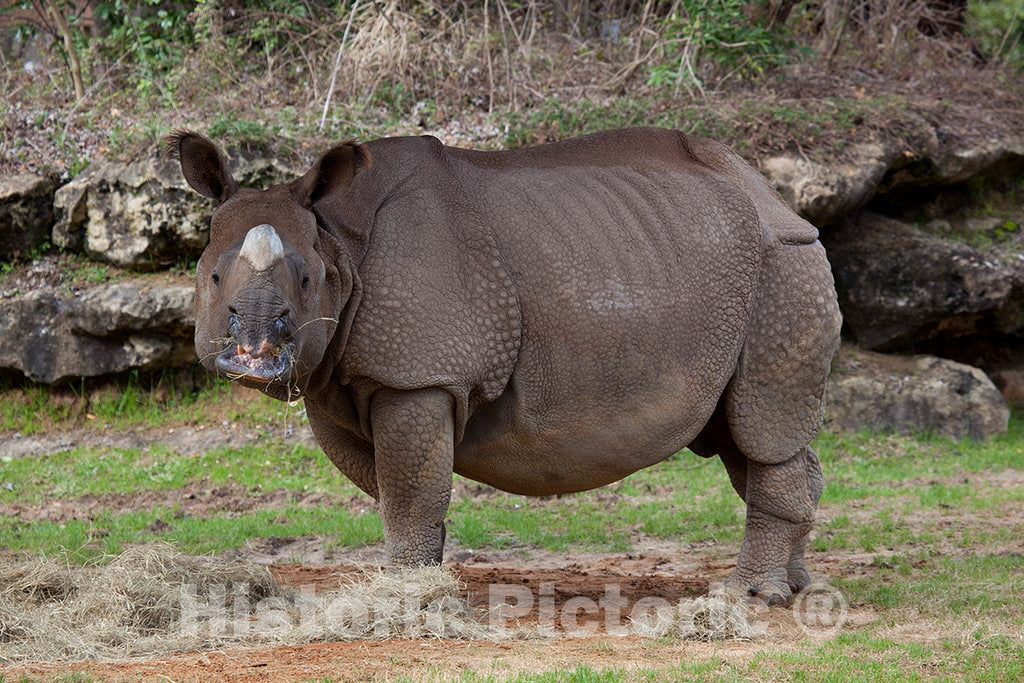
(712, 240), (838, 603)
(785, 447), (824, 594)
(725, 240), (841, 466)
(693, 405), (822, 604)
(726, 447), (822, 605)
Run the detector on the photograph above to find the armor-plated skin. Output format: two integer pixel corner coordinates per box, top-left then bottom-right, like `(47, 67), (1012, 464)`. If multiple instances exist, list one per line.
(167, 127), (842, 605)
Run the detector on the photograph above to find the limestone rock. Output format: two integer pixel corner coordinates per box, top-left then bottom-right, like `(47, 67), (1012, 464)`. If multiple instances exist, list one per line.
(51, 155), (300, 269)
(877, 137), (1024, 195)
(52, 157), (213, 267)
(826, 344), (1010, 440)
(0, 174), (55, 261)
(72, 281), (194, 337)
(762, 132), (1024, 227)
(0, 278), (196, 384)
(822, 212), (1024, 351)
(761, 142), (898, 226)
(990, 369), (1024, 407)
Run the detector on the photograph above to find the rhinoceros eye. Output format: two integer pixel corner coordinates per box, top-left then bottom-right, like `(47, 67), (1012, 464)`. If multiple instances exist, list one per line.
(211, 272), (220, 285)
(301, 274), (310, 289)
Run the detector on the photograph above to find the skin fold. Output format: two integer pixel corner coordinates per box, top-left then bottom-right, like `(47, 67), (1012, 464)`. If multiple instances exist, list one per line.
(167, 127), (842, 605)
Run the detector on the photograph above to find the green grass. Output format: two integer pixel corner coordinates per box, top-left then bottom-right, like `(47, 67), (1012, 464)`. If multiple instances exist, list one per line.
(0, 375), (295, 435)
(0, 505), (382, 562)
(3, 415), (1022, 560)
(0, 441), (358, 505)
(744, 630), (1024, 682)
(0, 384), (77, 434)
(0, 252), (128, 296)
(835, 552), (1024, 619)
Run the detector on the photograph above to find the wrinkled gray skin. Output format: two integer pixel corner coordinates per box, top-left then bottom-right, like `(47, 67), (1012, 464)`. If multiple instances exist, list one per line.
(167, 127), (841, 605)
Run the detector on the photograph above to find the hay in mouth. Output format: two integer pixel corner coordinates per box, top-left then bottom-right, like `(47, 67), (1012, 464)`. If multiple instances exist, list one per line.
(215, 345), (291, 381)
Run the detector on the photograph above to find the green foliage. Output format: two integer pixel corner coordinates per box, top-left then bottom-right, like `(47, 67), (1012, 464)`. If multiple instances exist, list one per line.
(93, 0), (196, 89)
(207, 115), (277, 144)
(503, 94), (909, 161)
(648, 1), (791, 91)
(995, 218), (1020, 239)
(229, 0), (313, 55)
(503, 97), (738, 149)
(68, 261), (110, 286)
(968, 0), (1024, 67)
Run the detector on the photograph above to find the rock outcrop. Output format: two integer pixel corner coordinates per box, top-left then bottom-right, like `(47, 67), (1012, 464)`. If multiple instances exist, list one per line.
(0, 278), (196, 384)
(52, 156), (300, 269)
(876, 137), (1024, 197)
(761, 142), (898, 227)
(821, 212), (1024, 352)
(51, 157), (214, 265)
(762, 132), (1024, 226)
(826, 344), (1010, 440)
(990, 369), (1024, 407)
(0, 174), (55, 261)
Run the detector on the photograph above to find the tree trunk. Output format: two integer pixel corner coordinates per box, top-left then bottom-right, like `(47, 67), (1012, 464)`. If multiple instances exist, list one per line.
(818, 0), (851, 66)
(46, 0), (85, 100)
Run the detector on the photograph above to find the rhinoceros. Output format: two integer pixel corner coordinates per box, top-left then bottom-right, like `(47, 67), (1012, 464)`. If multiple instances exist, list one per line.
(166, 127), (841, 604)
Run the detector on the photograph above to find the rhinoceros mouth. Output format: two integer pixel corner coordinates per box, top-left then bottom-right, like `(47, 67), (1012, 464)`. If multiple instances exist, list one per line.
(215, 345), (292, 384)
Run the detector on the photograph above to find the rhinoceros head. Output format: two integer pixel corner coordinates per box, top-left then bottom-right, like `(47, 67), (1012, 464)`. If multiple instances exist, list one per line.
(165, 130), (369, 396)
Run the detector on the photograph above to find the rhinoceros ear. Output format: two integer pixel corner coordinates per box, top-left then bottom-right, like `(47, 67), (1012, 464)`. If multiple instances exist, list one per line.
(163, 129), (238, 203)
(292, 141), (371, 209)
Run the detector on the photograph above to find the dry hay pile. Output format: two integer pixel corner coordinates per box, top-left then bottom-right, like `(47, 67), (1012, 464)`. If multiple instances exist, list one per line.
(0, 544), (498, 664)
(0, 544), (762, 664)
(630, 587), (764, 641)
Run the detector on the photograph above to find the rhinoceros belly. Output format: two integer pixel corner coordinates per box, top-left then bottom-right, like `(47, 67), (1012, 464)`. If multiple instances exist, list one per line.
(452, 164), (762, 495)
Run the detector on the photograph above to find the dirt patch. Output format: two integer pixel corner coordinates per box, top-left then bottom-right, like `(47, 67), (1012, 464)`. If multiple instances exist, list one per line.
(18, 603), (872, 682)
(268, 562), (710, 621)
(3, 553), (879, 681)
(1, 634), (790, 682)
(1, 546), (795, 677)
(0, 482), (372, 524)
(247, 537), (741, 583)
(0, 422), (318, 461)
(1, 607), (881, 682)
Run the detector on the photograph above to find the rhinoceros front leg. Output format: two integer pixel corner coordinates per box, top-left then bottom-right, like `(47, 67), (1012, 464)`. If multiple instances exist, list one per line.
(729, 446), (819, 605)
(370, 387), (454, 566)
